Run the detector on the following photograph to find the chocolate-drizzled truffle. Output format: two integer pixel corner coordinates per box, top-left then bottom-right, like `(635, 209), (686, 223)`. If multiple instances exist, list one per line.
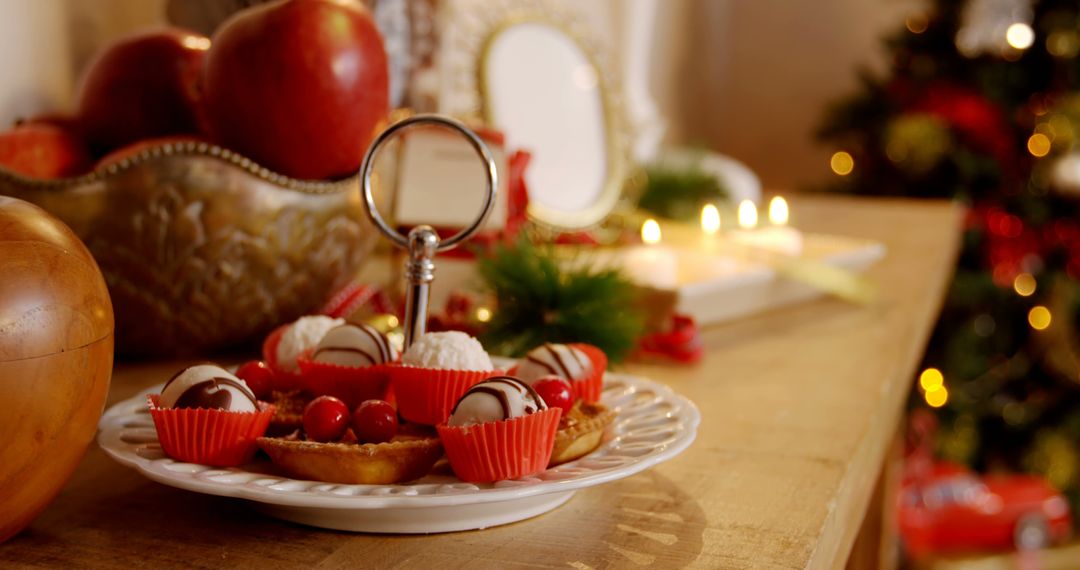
(447, 376), (547, 427)
(311, 323), (397, 368)
(160, 364), (258, 412)
(516, 343), (592, 384)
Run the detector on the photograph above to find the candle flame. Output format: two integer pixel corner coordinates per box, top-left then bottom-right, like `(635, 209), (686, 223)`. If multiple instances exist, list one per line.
(701, 204), (721, 235)
(737, 200), (758, 230)
(769, 196), (789, 226)
(642, 219), (662, 245)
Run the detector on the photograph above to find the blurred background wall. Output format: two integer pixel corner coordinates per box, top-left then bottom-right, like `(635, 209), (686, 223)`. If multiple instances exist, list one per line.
(1, 0), (918, 189)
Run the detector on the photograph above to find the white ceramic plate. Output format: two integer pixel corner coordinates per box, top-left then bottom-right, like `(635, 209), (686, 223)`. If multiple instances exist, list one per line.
(97, 369), (700, 533)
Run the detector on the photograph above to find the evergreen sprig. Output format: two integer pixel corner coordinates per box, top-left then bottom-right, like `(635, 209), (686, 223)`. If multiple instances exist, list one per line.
(637, 161), (728, 221)
(476, 239), (643, 363)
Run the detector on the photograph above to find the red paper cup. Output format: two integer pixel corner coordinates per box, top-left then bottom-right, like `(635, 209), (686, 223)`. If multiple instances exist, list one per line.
(296, 355), (392, 408)
(148, 395), (275, 467)
(262, 325), (305, 391)
(507, 344), (607, 403)
(388, 366), (503, 425)
(570, 343), (607, 403)
(437, 407), (562, 483)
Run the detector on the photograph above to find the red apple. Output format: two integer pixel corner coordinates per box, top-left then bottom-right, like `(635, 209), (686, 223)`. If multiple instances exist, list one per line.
(0, 123), (91, 179)
(202, 0), (389, 180)
(76, 27), (209, 154)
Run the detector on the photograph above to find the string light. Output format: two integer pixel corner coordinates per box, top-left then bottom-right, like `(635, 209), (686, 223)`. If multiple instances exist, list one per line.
(701, 204), (721, 235)
(919, 368), (945, 392)
(830, 151), (854, 176)
(737, 200), (758, 229)
(1029, 306), (1052, 330)
(925, 385), (949, 408)
(1006, 23), (1035, 50)
(1028, 133), (1052, 157)
(476, 307), (492, 323)
(1013, 273), (1036, 296)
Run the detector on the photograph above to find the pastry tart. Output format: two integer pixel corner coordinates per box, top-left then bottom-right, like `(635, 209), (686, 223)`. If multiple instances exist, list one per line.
(265, 389), (312, 436)
(257, 431), (443, 485)
(549, 400), (615, 466)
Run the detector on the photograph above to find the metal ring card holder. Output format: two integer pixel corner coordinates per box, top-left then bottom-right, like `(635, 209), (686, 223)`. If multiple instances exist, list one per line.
(360, 114), (498, 350)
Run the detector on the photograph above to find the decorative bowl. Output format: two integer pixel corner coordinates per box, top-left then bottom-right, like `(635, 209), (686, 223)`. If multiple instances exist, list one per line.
(0, 141), (384, 357)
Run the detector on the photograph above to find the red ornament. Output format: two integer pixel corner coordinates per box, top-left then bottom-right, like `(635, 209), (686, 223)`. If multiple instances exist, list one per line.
(202, 0), (389, 180)
(904, 83), (1015, 169)
(637, 314), (704, 364)
(351, 400), (398, 444)
(303, 396), (350, 443)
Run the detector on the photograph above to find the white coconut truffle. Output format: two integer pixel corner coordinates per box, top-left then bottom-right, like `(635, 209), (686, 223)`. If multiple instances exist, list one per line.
(312, 323), (397, 367)
(401, 331), (493, 371)
(448, 376), (547, 427)
(516, 343), (592, 384)
(276, 315), (344, 372)
(160, 364), (257, 412)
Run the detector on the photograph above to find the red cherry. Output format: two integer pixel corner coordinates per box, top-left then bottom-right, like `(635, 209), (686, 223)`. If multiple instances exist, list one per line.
(532, 376), (574, 414)
(235, 360), (275, 400)
(303, 396), (350, 442)
(352, 400), (398, 444)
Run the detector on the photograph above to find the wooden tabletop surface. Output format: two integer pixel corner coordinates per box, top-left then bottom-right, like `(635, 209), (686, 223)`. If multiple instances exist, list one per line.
(2, 195), (963, 569)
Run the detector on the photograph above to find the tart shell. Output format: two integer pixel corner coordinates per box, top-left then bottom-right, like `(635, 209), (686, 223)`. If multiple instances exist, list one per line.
(549, 400), (615, 466)
(257, 435), (443, 485)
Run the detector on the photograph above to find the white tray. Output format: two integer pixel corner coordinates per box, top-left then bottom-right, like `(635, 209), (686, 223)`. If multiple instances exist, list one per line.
(97, 370), (699, 533)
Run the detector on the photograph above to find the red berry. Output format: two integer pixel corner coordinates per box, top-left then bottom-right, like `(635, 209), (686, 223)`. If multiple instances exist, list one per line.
(303, 396), (350, 442)
(532, 376), (573, 414)
(352, 399), (398, 444)
(235, 360), (275, 400)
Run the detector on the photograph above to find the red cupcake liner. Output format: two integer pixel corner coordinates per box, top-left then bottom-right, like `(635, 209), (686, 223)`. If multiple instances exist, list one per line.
(507, 344), (607, 403)
(437, 407), (562, 483)
(569, 343), (607, 403)
(388, 366), (503, 425)
(148, 395), (275, 467)
(296, 355), (392, 408)
(262, 325), (305, 391)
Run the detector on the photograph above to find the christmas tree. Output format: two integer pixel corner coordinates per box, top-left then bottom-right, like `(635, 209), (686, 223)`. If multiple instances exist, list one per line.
(816, 0), (1080, 507)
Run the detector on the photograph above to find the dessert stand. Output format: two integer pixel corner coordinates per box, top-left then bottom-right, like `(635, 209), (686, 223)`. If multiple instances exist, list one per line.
(97, 116), (699, 532)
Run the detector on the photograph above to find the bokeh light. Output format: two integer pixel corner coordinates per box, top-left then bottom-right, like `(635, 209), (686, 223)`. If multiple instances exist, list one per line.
(1028, 133), (1051, 157)
(768, 196), (789, 226)
(1028, 306), (1052, 330)
(925, 386), (949, 408)
(906, 14), (928, 34)
(1013, 273), (1037, 296)
(919, 368), (944, 392)
(1006, 23), (1035, 50)
(830, 151), (854, 175)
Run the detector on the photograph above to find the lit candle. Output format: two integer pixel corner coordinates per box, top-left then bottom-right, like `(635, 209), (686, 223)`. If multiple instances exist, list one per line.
(621, 218), (679, 289)
(700, 203), (721, 253)
(729, 196), (804, 256)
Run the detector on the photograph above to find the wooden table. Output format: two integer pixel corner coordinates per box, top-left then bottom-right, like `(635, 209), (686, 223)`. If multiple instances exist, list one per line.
(2, 196), (963, 569)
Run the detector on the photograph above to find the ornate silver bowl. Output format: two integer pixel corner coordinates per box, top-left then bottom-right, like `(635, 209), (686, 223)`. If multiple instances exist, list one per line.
(0, 141), (383, 357)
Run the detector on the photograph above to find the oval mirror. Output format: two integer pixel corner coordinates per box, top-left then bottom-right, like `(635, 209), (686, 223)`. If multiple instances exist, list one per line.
(480, 22), (624, 230)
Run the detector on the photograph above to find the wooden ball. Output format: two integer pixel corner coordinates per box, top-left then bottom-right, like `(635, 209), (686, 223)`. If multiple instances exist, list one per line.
(0, 197), (113, 543)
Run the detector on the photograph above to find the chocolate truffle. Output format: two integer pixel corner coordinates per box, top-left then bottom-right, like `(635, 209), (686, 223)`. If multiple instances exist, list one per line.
(311, 323), (397, 368)
(447, 376), (547, 427)
(160, 364), (258, 412)
(402, 331), (493, 371)
(516, 343), (592, 384)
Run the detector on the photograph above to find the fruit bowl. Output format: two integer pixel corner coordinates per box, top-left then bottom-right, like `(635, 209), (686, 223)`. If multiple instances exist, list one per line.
(0, 141), (384, 357)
